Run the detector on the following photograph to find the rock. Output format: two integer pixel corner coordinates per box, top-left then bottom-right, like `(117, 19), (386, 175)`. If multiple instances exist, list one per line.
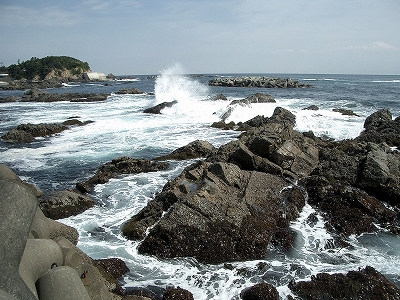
(76, 157), (169, 193)
(230, 93), (275, 106)
(162, 287), (194, 300)
(154, 140), (216, 160)
(289, 266), (400, 300)
(143, 100), (178, 114)
(1, 123), (67, 143)
(333, 108), (360, 116)
(39, 190), (96, 220)
(210, 93), (227, 100)
(123, 161), (305, 264)
(300, 176), (399, 236)
(0, 95), (20, 103)
(356, 108), (400, 146)
(208, 76), (313, 88)
(211, 120), (236, 130)
(93, 258), (130, 282)
(116, 88), (144, 94)
(20, 89), (108, 102)
(303, 105), (319, 110)
(240, 282), (279, 300)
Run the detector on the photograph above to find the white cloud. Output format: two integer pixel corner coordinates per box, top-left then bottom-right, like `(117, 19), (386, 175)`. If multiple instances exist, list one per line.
(334, 42), (398, 52)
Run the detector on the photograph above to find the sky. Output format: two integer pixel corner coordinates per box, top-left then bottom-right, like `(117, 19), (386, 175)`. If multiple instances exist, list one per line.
(1, 0), (400, 75)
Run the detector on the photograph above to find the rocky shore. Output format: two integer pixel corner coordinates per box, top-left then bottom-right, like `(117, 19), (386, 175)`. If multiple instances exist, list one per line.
(208, 76), (313, 88)
(1, 102), (400, 298)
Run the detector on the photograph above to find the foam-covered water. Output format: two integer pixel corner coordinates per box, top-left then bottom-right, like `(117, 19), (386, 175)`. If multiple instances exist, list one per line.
(1, 68), (399, 299)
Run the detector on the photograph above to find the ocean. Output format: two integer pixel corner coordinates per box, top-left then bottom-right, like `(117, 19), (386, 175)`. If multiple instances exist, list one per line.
(1, 66), (399, 299)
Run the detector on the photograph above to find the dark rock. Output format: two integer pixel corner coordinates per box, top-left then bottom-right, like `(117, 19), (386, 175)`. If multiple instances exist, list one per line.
(123, 160), (305, 264)
(39, 189), (96, 219)
(333, 108), (360, 116)
(211, 120), (236, 130)
(240, 282), (279, 300)
(1, 123), (68, 143)
(303, 105), (319, 110)
(116, 88), (144, 94)
(62, 119), (94, 126)
(94, 258), (129, 295)
(20, 89), (108, 102)
(143, 100), (177, 114)
(230, 93), (275, 106)
(355, 109), (400, 147)
(76, 157), (169, 193)
(243, 115), (270, 128)
(162, 287), (194, 300)
(208, 76), (313, 88)
(154, 140), (216, 160)
(289, 266), (400, 300)
(0, 95), (20, 103)
(300, 176), (399, 235)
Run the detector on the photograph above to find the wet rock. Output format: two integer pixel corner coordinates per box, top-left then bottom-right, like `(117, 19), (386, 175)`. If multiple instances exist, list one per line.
(210, 93), (227, 100)
(143, 100), (177, 114)
(240, 282), (279, 300)
(230, 93), (275, 105)
(289, 266), (400, 300)
(300, 176), (399, 235)
(93, 258), (130, 295)
(116, 87), (144, 94)
(20, 89), (108, 102)
(355, 108), (400, 147)
(154, 140), (216, 161)
(333, 108), (360, 116)
(76, 156), (169, 193)
(0, 95), (20, 103)
(211, 120), (236, 130)
(123, 160), (305, 264)
(303, 105), (319, 110)
(1, 123), (67, 143)
(39, 190), (96, 220)
(162, 287), (194, 300)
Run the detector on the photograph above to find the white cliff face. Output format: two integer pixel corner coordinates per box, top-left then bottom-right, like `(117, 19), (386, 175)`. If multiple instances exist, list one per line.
(83, 72), (107, 81)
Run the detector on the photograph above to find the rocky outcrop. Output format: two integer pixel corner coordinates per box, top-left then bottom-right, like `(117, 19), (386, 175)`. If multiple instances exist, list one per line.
(355, 108), (400, 147)
(1, 118), (94, 143)
(230, 92), (276, 105)
(76, 157), (169, 193)
(208, 76), (313, 88)
(162, 287), (194, 300)
(123, 160), (305, 264)
(143, 100), (177, 114)
(154, 140), (216, 161)
(289, 266), (400, 300)
(20, 88), (108, 102)
(116, 88), (144, 94)
(39, 190), (96, 220)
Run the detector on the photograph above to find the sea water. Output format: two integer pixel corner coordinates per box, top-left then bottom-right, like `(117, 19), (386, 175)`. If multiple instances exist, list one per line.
(1, 67), (399, 299)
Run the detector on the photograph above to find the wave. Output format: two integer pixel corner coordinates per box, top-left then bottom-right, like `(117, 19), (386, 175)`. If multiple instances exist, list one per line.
(371, 80), (400, 83)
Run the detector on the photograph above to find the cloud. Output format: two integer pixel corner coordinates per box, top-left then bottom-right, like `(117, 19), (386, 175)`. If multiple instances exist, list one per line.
(334, 42), (399, 51)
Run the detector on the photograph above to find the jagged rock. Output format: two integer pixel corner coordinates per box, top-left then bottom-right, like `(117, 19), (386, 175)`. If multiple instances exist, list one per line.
(300, 176), (399, 236)
(0, 95), (20, 103)
(240, 282), (279, 300)
(289, 266), (400, 300)
(143, 100), (177, 114)
(39, 190), (96, 220)
(210, 93), (227, 101)
(230, 93), (275, 105)
(123, 161), (305, 264)
(1, 123), (67, 143)
(20, 89), (108, 102)
(211, 120), (236, 130)
(154, 140), (216, 160)
(76, 157), (169, 193)
(356, 108), (400, 146)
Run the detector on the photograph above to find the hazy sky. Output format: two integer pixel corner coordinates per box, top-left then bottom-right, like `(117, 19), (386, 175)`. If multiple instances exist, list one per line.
(1, 0), (399, 75)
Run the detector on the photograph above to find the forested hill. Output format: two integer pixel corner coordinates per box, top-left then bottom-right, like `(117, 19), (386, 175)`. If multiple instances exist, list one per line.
(5, 56), (90, 80)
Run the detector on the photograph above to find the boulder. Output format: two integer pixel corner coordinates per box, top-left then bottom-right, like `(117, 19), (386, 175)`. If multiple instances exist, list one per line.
(289, 266), (400, 300)
(39, 189), (96, 220)
(1, 123), (67, 143)
(230, 93), (275, 106)
(208, 76), (313, 88)
(76, 157), (169, 193)
(333, 108), (360, 116)
(154, 140), (216, 161)
(355, 109), (400, 147)
(162, 287), (194, 300)
(123, 161), (305, 264)
(143, 100), (177, 114)
(240, 282), (279, 300)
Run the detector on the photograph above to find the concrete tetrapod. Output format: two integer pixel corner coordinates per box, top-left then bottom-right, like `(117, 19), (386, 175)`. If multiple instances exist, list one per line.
(18, 239), (64, 298)
(36, 266), (91, 300)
